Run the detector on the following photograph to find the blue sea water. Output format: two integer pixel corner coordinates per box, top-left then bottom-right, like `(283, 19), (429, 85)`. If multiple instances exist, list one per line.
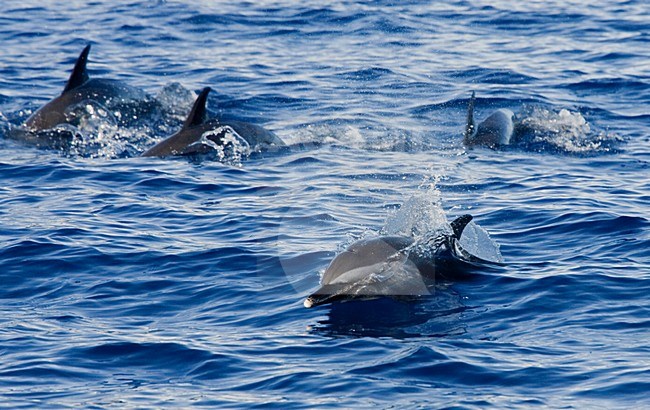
(1, 0), (649, 408)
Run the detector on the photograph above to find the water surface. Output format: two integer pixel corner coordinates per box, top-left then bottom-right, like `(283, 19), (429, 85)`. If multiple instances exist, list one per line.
(0, 0), (648, 408)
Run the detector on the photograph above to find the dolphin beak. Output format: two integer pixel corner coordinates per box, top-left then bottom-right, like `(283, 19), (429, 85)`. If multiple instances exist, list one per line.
(303, 294), (330, 308)
(303, 286), (344, 308)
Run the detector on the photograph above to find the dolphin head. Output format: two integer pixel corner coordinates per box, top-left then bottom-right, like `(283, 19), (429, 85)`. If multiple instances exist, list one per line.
(303, 236), (432, 308)
(304, 215), (475, 308)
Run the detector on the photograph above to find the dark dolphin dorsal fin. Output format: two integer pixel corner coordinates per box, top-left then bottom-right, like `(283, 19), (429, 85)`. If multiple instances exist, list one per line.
(183, 87), (212, 129)
(63, 44), (91, 93)
(464, 91), (476, 142)
(450, 214), (473, 239)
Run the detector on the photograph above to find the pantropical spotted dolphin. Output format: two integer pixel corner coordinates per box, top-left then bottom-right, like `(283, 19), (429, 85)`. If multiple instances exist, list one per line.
(8, 44), (152, 149)
(464, 92), (514, 148)
(304, 214), (476, 308)
(141, 87), (284, 157)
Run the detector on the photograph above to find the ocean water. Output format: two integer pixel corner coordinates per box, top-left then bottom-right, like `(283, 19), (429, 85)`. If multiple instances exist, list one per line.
(1, 0), (649, 408)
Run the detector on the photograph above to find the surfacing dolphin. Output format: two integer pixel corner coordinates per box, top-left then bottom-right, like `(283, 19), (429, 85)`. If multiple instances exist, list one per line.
(8, 44), (152, 150)
(141, 87), (285, 157)
(464, 91), (515, 148)
(304, 214), (480, 308)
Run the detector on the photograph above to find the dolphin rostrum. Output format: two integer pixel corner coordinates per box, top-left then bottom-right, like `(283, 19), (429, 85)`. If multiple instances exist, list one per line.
(464, 92), (514, 148)
(304, 214), (477, 308)
(8, 44), (152, 150)
(141, 87), (285, 157)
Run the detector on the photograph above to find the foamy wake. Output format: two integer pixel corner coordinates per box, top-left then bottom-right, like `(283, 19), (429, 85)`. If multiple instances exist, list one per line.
(513, 106), (623, 154)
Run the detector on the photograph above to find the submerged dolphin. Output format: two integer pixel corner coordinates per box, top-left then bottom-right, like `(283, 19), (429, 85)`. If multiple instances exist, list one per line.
(304, 214), (477, 308)
(8, 44), (151, 149)
(464, 92), (514, 148)
(141, 87), (284, 157)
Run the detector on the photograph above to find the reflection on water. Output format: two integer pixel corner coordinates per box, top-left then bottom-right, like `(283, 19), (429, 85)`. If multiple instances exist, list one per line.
(309, 286), (469, 339)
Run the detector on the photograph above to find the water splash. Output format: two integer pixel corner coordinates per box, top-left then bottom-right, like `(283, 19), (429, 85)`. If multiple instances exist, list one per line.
(155, 82), (196, 123)
(186, 126), (251, 166)
(286, 123), (422, 152)
(382, 185), (503, 264)
(382, 188), (449, 238)
(514, 106), (623, 154)
(287, 123), (365, 148)
(457, 221), (504, 263)
(63, 100), (122, 158)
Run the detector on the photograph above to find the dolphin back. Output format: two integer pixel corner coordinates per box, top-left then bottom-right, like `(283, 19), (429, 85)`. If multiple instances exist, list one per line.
(463, 92), (514, 147)
(142, 86), (285, 157)
(476, 109), (514, 146)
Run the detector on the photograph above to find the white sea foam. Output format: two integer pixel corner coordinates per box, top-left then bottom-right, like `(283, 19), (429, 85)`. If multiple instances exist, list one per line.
(514, 106), (623, 153)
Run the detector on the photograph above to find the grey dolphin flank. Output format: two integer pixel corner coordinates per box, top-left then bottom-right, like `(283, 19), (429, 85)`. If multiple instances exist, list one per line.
(141, 87), (285, 157)
(9, 44), (151, 149)
(464, 91), (514, 148)
(304, 214), (475, 308)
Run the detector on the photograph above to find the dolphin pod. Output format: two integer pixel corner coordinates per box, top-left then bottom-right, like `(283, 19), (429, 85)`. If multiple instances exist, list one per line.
(8, 45), (515, 154)
(304, 214), (484, 308)
(8, 45), (282, 155)
(7, 45), (502, 308)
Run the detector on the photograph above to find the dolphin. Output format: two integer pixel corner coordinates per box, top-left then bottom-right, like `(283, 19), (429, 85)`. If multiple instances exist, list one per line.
(141, 87), (285, 157)
(7, 44), (153, 150)
(464, 92), (514, 148)
(304, 214), (477, 308)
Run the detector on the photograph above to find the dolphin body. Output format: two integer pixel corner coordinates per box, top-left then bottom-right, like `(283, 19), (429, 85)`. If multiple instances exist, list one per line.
(141, 87), (285, 157)
(8, 45), (152, 150)
(304, 214), (477, 308)
(464, 92), (515, 148)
